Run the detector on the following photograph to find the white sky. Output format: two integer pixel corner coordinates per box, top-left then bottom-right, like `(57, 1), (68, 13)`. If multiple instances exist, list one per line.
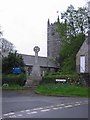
(0, 0), (86, 57)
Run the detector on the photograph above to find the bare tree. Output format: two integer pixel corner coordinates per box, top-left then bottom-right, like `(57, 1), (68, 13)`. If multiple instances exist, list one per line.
(0, 27), (15, 57)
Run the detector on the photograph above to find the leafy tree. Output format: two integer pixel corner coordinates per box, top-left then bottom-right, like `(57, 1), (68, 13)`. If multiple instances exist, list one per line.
(59, 34), (85, 73)
(61, 5), (88, 36)
(57, 5), (88, 73)
(2, 51), (25, 74)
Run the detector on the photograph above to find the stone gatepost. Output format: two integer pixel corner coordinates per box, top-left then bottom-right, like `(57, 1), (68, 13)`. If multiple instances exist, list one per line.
(25, 46), (42, 87)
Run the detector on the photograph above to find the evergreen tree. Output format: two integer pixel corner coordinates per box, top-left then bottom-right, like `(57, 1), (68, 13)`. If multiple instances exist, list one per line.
(2, 51), (25, 74)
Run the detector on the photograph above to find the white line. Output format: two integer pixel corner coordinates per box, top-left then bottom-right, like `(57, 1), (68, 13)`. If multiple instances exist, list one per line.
(46, 105), (55, 108)
(27, 111), (37, 114)
(30, 111), (38, 114)
(3, 112), (15, 116)
(33, 107), (43, 110)
(76, 102), (80, 104)
(3, 113), (10, 116)
(75, 103), (81, 106)
(58, 107), (63, 109)
(60, 104), (65, 106)
(64, 105), (73, 108)
(25, 110), (30, 112)
(8, 112), (15, 115)
(41, 109), (50, 112)
(53, 107), (59, 110)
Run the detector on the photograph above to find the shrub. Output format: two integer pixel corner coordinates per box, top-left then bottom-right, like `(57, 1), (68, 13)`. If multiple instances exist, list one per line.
(2, 74), (26, 86)
(41, 73), (81, 85)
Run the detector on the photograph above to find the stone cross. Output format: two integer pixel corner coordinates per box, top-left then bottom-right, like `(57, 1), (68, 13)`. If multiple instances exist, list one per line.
(34, 46), (40, 64)
(25, 46), (42, 87)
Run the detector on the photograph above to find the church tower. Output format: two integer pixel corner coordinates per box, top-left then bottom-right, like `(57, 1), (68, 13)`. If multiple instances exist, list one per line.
(47, 18), (61, 61)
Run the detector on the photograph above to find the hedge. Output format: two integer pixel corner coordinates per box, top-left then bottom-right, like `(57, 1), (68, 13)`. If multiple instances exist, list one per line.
(2, 74), (26, 86)
(41, 73), (81, 85)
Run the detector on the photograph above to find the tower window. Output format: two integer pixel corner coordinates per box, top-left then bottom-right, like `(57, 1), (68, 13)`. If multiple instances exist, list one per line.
(51, 32), (55, 36)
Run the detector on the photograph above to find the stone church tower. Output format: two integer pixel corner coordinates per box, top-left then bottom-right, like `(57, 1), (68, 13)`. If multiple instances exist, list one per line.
(47, 17), (61, 61)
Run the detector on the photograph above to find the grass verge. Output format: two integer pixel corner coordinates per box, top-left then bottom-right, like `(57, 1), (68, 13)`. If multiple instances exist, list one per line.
(2, 85), (24, 90)
(35, 84), (89, 97)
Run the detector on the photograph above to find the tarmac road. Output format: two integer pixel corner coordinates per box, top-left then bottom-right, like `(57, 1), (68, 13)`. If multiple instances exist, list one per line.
(2, 90), (89, 119)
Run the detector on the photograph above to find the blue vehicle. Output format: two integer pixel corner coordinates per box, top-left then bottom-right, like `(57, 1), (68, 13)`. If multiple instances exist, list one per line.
(11, 67), (22, 74)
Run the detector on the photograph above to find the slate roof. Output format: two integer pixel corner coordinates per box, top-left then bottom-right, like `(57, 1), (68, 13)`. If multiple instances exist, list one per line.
(20, 54), (58, 68)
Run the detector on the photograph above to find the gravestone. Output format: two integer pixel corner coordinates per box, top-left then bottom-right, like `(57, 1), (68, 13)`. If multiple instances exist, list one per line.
(25, 46), (42, 87)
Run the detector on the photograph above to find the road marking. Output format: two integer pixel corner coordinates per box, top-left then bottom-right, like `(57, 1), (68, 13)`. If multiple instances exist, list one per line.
(27, 111), (37, 114)
(41, 109), (50, 112)
(9, 115), (16, 118)
(3, 100), (88, 118)
(3, 112), (15, 116)
(3, 113), (10, 116)
(8, 112), (15, 115)
(60, 104), (65, 106)
(64, 105), (73, 108)
(58, 107), (63, 109)
(75, 103), (81, 106)
(25, 110), (30, 112)
(33, 107), (43, 110)
(76, 102), (81, 104)
(53, 107), (59, 110)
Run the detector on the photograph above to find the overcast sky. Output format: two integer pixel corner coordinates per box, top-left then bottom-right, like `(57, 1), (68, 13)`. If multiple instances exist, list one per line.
(0, 0), (86, 57)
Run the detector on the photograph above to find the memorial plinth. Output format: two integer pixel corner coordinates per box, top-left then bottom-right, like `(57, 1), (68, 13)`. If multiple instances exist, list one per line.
(25, 46), (42, 87)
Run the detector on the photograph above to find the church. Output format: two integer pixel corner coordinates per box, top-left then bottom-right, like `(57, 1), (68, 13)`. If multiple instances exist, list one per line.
(21, 18), (61, 76)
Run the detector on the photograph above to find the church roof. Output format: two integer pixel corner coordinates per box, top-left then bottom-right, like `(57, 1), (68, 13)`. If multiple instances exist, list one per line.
(20, 54), (58, 68)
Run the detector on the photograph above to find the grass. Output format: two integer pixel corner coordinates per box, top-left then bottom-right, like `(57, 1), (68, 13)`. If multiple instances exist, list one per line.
(35, 84), (89, 97)
(2, 85), (24, 90)
(1, 83), (89, 97)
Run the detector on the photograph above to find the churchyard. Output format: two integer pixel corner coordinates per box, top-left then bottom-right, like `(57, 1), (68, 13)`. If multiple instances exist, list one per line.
(1, 3), (90, 98)
(2, 46), (89, 97)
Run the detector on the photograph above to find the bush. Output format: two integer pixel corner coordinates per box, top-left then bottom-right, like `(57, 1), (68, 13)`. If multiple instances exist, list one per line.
(2, 74), (26, 86)
(41, 73), (81, 85)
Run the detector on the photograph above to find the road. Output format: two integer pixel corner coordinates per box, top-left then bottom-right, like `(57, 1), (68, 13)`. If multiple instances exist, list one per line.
(2, 90), (88, 119)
